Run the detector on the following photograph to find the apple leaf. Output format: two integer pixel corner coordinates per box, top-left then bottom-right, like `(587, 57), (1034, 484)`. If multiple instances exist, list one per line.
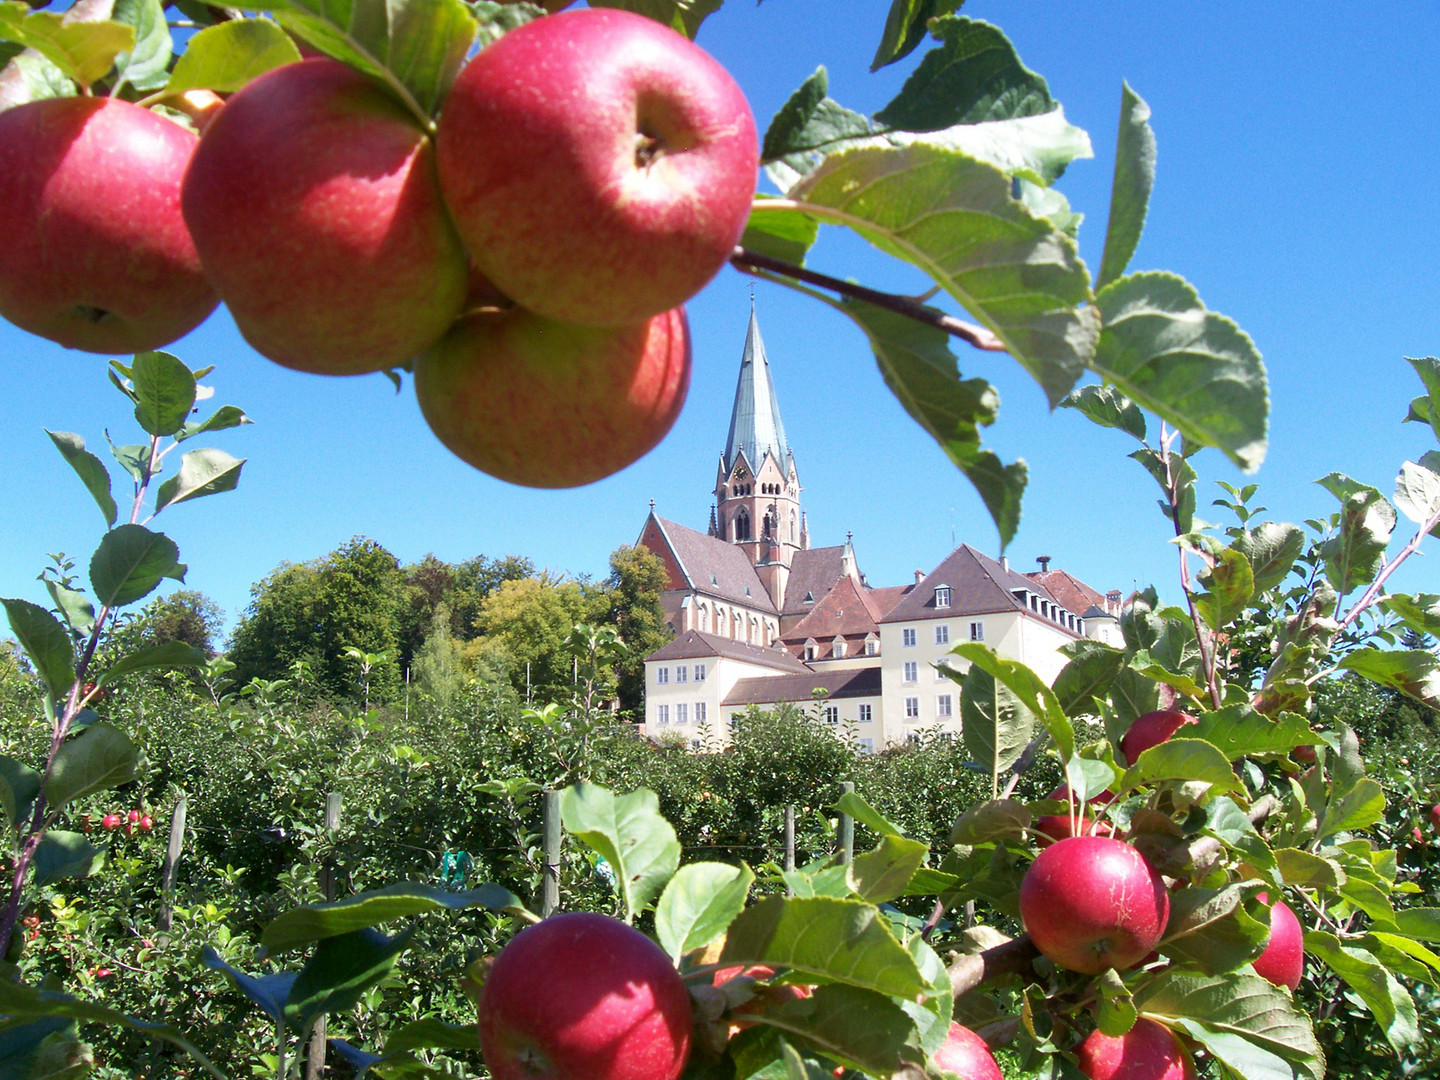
(43, 723), (137, 812)
(1382, 593), (1440, 638)
(202, 948), (298, 1025)
(834, 790), (906, 838)
(1405, 355), (1440, 442)
(1138, 971), (1324, 1080)
(89, 523), (184, 608)
(1096, 82), (1155, 290)
(154, 448), (246, 513)
(1316, 473), (1396, 593)
(1337, 648), (1440, 710)
(44, 574), (95, 645)
(1094, 970), (1137, 1038)
(164, 18), (302, 96)
(1192, 548), (1256, 631)
(1305, 933), (1421, 1054)
(756, 985), (925, 1078)
(1, 598), (76, 701)
(0, 1), (133, 89)
(32, 830), (104, 886)
(1273, 848), (1346, 890)
(947, 798), (1029, 846)
(110, 0), (169, 92)
(284, 927), (413, 1036)
(1159, 887), (1269, 975)
(260, 0), (476, 120)
(381, 1016), (480, 1054)
(1318, 776), (1386, 838)
(1394, 455), (1440, 535)
(654, 861), (752, 962)
(560, 783), (680, 923)
(0, 755), (40, 826)
(761, 67), (874, 186)
(589, 0), (720, 39)
(129, 350), (196, 437)
(1061, 383), (1147, 441)
(720, 895), (928, 1001)
(261, 882), (525, 953)
(1095, 272), (1268, 472)
(0, 50), (76, 112)
(1394, 907), (1440, 942)
(1052, 642), (1127, 717)
(95, 640), (208, 688)
(1232, 522), (1305, 595)
(742, 199), (820, 266)
(788, 143), (1097, 408)
(847, 834), (930, 905)
(959, 666), (1034, 782)
(952, 643), (1071, 759)
(870, 0), (963, 71)
(177, 404), (252, 442)
(1186, 704), (1313, 761)
(830, 297), (1025, 548)
(46, 430), (117, 527)
(1119, 738), (1242, 795)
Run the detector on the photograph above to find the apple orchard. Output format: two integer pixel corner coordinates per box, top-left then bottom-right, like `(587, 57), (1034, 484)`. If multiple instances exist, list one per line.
(1, 0), (1440, 1079)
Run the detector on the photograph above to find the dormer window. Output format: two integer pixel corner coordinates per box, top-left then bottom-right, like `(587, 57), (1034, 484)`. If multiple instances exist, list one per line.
(934, 585), (952, 608)
(803, 590), (815, 604)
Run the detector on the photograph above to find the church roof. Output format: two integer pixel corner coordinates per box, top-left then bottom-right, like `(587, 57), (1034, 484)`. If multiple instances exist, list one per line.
(881, 544), (1063, 623)
(780, 545), (847, 616)
(723, 305), (791, 475)
(782, 573), (886, 642)
(647, 629), (811, 672)
(646, 515), (778, 614)
(724, 666), (882, 706)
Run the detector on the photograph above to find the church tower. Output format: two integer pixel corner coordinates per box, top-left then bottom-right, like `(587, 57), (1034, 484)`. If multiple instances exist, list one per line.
(712, 304), (803, 606)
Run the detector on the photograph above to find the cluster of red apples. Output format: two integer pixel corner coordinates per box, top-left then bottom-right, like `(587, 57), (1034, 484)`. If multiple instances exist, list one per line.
(0, 8), (759, 488)
(1020, 709), (1306, 1080)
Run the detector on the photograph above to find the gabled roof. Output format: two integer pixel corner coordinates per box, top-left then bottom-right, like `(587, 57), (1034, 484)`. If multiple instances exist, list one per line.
(881, 544), (1062, 623)
(780, 545), (847, 616)
(782, 573), (885, 642)
(723, 306), (792, 476)
(642, 515), (778, 614)
(1026, 568), (1110, 619)
(723, 666), (882, 706)
(646, 629), (811, 672)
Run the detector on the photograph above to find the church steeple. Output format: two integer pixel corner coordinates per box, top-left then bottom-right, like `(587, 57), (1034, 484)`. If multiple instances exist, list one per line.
(714, 304), (804, 604)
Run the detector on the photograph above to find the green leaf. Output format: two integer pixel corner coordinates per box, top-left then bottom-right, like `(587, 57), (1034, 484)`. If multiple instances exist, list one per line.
(0, 1), (133, 88)
(164, 18), (301, 95)
(1159, 886), (1268, 975)
(95, 640), (208, 688)
(836, 298), (1025, 548)
(104, 432), (150, 484)
(1394, 455), (1440, 535)
(789, 143), (1097, 408)
(1394, 908), (1440, 942)
(720, 895), (927, 1000)
(0, 1017), (82, 1079)
(1320, 777), (1386, 837)
(32, 830), (103, 886)
(1094, 271), (1268, 472)
(959, 665), (1034, 780)
(755, 985), (924, 1078)
(1316, 473), (1396, 593)
(262, 882), (523, 953)
(1119, 737), (1241, 795)
(834, 791), (906, 837)
(560, 784), (680, 923)
(201, 947), (297, 1024)
(1130, 447), (1197, 534)
(1337, 649), (1440, 710)
(875, 15), (1055, 130)
(45, 431), (116, 527)
(588, 0), (719, 39)
(761, 67), (872, 178)
(740, 203), (820, 267)
(111, 0), (170, 91)
(261, 0), (477, 119)
(129, 351), (196, 437)
(1060, 383), (1147, 441)
(1382, 593), (1440, 638)
(381, 1016), (480, 1054)
(1305, 933), (1420, 1054)
(0, 755), (41, 826)
(0, 50), (77, 112)
(285, 927), (412, 1035)
(1052, 641), (1127, 717)
(44, 577), (95, 638)
(1, 598), (75, 700)
(869, 0), (962, 71)
(89, 524), (183, 608)
(1138, 971), (1324, 1080)
(1192, 548), (1255, 631)
(1404, 356), (1440, 442)
(1107, 667), (1161, 736)
(947, 798), (1029, 845)
(176, 403), (252, 441)
(847, 834), (929, 905)
(1096, 82), (1155, 290)
(1233, 522), (1304, 594)
(1095, 969), (1137, 1038)
(654, 861), (753, 963)
(43, 723), (137, 812)
(1273, 848), (1345, 889)
(153, 448), (245, 512)
(952, 643), (1071, 758)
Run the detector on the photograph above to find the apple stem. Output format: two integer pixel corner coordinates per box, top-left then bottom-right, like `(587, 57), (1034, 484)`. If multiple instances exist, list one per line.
(730, 247), (1005, 353)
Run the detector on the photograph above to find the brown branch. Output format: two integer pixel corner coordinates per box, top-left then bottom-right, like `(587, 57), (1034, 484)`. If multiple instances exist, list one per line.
(947, 934), (1041, 997)
(730, 247), (1005, 353)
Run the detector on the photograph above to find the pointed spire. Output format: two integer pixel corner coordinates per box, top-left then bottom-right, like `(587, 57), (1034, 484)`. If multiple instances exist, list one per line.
(724, 304), (790, 473)
(708, 504), (718, 537)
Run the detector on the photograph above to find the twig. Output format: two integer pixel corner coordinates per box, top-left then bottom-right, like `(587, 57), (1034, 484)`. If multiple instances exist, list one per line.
(730, 247), (1005, 352)
(947, 935), (1041, 997)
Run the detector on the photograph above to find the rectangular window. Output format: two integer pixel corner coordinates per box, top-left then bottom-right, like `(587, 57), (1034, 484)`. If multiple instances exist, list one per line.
(906, 731), (921, 745)
(822, 705), (839, 725)
(858, 738), (874, 754)
(675, 665), (687, 684)
(937, 694), (953, 718)
(905, 697), (919, 719)
(935, 624), (950, 645)
(657, 704), (670, 724)
(864, 638), (878, 656)
(970, 621), (985, 642)
(695, 702), (707, 724)
(902, 627), (917, 647)
(694, 663), (706, 682)
(903, 660), (918, 683)
(691, 739), (702, 749)
(858, 704), (872, 724)
(676, 703), (688, 725)
(935, 586), (951, 608)
(656, 666), (669, 684)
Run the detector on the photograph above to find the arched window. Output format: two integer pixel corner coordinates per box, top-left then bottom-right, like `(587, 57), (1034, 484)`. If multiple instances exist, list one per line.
(734, 507), (751, 541)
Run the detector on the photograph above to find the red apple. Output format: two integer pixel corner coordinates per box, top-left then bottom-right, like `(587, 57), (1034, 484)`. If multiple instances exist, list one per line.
(182, 58), (468, 375)
(139, 815), (154, 833)
(1251, 893), (1303, 991)
(1019, 835), (1169, 974)
(1077, 1017), (1196, 1080)
(713, 964), (811, 1031)
(1119, 710), (1199, 766)
(1430, 804), (1440, 834)
(931, 1022), (1003, 1080)
(436, 8), (758, 328)
(101, 814), (122, 831)
(478, 911), (691, 1080)
(414, 305), (690, 488)
(1290, 743), (1316, 764)
(0, 97), (217, 352)
(1035, 782), (1115, 845)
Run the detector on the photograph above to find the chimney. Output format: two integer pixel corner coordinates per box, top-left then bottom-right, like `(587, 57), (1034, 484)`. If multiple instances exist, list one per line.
(1106, 589), (1122, 615)
(1037, 555), (1052, 572)
(1000, 556), (1009, 572)
(914, 569), (925, 585)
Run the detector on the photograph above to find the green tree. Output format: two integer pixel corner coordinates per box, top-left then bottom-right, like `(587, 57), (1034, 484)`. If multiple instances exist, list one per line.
(604, 544), (672, 718)
(464, 574), (604, 703)
(106, 588), (223, 657)
(449, 553), (536, 639)
(413, 601), (465, 713)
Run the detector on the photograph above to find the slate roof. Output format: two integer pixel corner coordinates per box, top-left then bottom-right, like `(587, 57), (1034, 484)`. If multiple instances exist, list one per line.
(782, 574), (885, 643)
(881, 544), (1061, 623)
(646, 629), (812, 672)
(1027, 568), (1111, 618)
(724, 306), (791, 475)
(647, 516), (777, 614)
(779, 545), (847, 616)
(723, 666), (883, 706)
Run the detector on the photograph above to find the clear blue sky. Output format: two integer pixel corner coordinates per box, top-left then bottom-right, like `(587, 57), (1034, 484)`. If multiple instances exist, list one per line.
(1, 3), (1436, 639)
